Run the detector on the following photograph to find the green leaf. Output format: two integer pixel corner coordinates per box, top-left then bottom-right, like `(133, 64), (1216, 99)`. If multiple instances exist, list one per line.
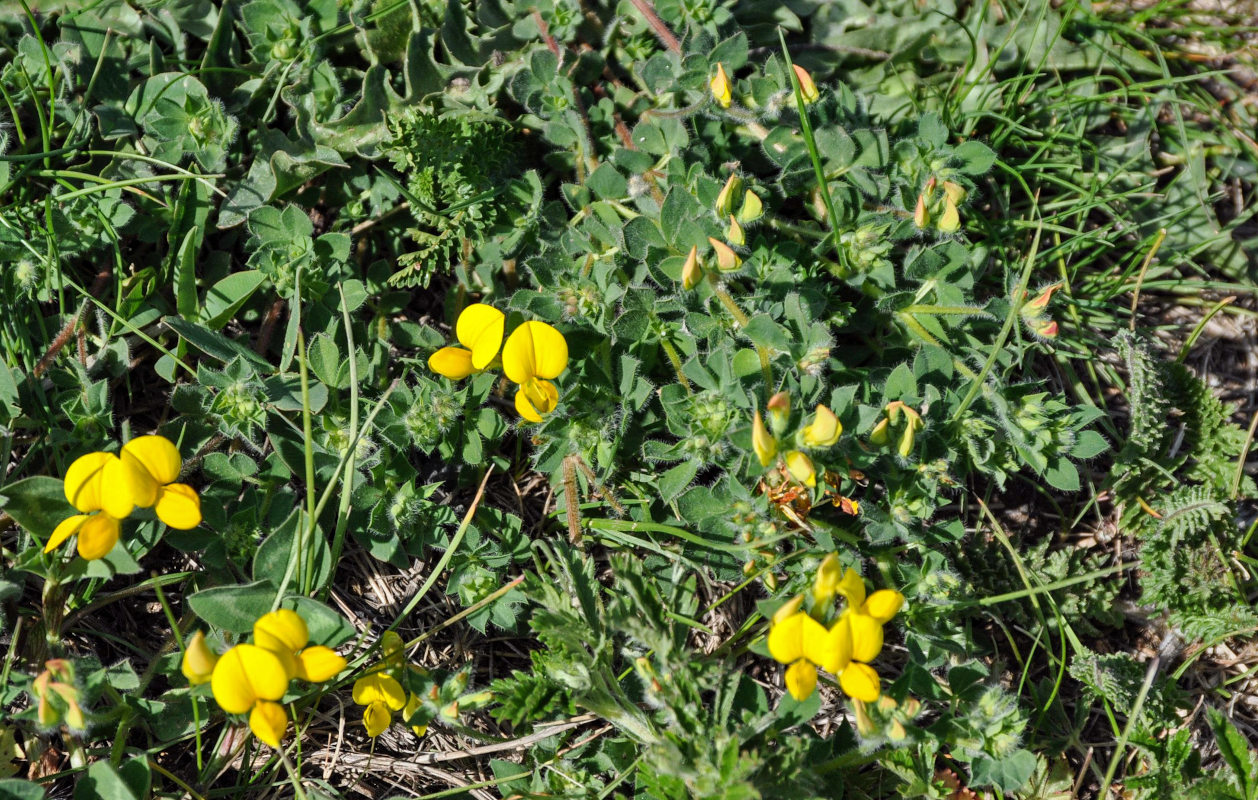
(0, 779), (43, 800)
(164, 316), (271, 370)
(954, 140), (996, 175)
(202, 270), (266, 330)
(742, 315), (791, 353)
(1208, 707), (1257, 798)
(1043, 459), (1080, 492)
(0, 477), (75, 538)
(254, 507), (333, 592)
(74, 759), (142, 800)
(1070, 430), (1109, 460)
(586, 163), (628, 200)
(187, 580), (278, 633)
(969, 750), (1037, 792)
(659, 461), (699, 503)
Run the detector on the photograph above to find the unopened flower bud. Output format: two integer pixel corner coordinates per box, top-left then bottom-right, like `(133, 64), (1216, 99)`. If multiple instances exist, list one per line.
(736, 190), (763, 224)
(792, 64), (819, 104)
(937, 197), (960, 233)
(785, 450), (816, 487)
(800, 405), (841, 448)
(913, 193), (930, 229)
(681, 245), (702, 290)
(752, 410), (777, 467)
(767, 391), (791, 436)
(715, 174), (743, 217)
(708, 237), (742, 272)
(1023, 283), (1062, 311)
(710, 64), (732, 108)
(727, 215), (745, 247)
(813, 553), (842, 606)
(181, 631), (219, 685)
(942, 180), (967, 204)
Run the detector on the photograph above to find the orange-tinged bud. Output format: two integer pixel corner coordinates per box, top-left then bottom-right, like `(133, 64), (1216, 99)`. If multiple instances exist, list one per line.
(913, 193), (929, 228)
(710, 63), (732, 108)
(708, 237), (742, 272)
(942, 180), (967, 204)
(1024, 283), (1063, 311)
(727, 215), (745, 246)
(1033, 318), (1058, 339)
(681, 245), (702, 290)
(792, 64), (819, 104)
(767, 391), (791, 436)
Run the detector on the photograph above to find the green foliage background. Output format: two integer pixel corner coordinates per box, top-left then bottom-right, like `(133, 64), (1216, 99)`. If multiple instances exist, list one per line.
(1, 0), (1258, 797)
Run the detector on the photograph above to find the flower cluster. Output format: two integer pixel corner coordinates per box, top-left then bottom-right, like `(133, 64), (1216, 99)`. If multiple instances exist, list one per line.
(351, 631), (426, 738)
(47, 435), (201, 561)
(752, 392), (842, 489)
(428, 303), (570, 422)
(767, 554), (904, 703)
(182, 610), (347, 748)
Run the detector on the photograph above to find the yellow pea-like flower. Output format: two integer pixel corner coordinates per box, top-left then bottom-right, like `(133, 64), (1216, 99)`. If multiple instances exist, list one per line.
(354, 673), (407, 737)
(428, 303), (506, 379)
(118, 435), (203, 529)
(211, 644), (290, 716)
(839, 662), (881, 703)
(801, 405), (842, 448)
(784, 450), (816, 488)
(707, 237), (742, 272)
(813, 554), (843, 607)
(253, 609), (346, 683)
(502, 320), (569, 423)
(44, 513), (120, 561)
(404, 692), (427, 737)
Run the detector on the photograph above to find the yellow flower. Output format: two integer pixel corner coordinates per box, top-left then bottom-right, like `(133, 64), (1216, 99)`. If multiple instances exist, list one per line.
(800, 405), (841, 448)
(792, 64), (819, 104)
(210, 644), (292, 748)
(767, 610), (851, 701)
(937, 196), (960, 234)
(710, 63), (732, 108)
(727, 215), (745, 247)
(752, 410), (777, 467)
(784, 450), (816, 487)
(501, 320), (569, 423)
(353, 672), (406, 737)
(404, 692), (427, 737)
(47, 436), (200, 560)
(181, 631), (219, 685)
(832, 569), (906, 702)
(252, 609), (347, 683)
(428, 303), (506, 380)
(736, 189), (763, 225)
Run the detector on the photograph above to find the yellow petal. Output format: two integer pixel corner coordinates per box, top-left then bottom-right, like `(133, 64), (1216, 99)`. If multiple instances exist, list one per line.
(817, 617), (853, 675)
(836, 568), (866, 610)
(353, 673), (406, 711)
(801, 405), (841, 448)
(296, 646), (347, 684)
(707, 237), (742, 272)
(800, 613), (838, 670)
(514, 378), (559, 423)
(710, 63), (732, 108)
(211, 644), (290, 715)
(155, 484), (201, 529)
(253, 609), (309, 655)
(381, 631), (405, 670)
(101, 453), (152, 517)
(784, 659), (817, 701)
(182, 631), (219, 685)
(784, 450), (816, 488)
(363, 700), (392, 737)
(76, 514), (121, 561)
(863, 590), (905, 624)
(681, 245), (702, 290)
(772, 594), (803, 624)
(502, 321), (568, 383)
(792, 64), (819, 104)
(812, 553), (842, 607)
(848, 611), (885, 663)
(428, 346), (476, 380)
(455, 304), (505, 370)
(122, 435), (182, 485)
(752, 410), (777, 467)
(767, 611), (804, 664)
(839, 662), (881, 703)
(249, 700), (288, 748)
(404, 692), (426, 737)
(46, 515), (88, 553)
(63, 452), (113, 512)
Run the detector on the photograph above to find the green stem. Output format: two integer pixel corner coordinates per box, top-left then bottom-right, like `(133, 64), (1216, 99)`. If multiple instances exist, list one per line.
(658, 336), (692, 393)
